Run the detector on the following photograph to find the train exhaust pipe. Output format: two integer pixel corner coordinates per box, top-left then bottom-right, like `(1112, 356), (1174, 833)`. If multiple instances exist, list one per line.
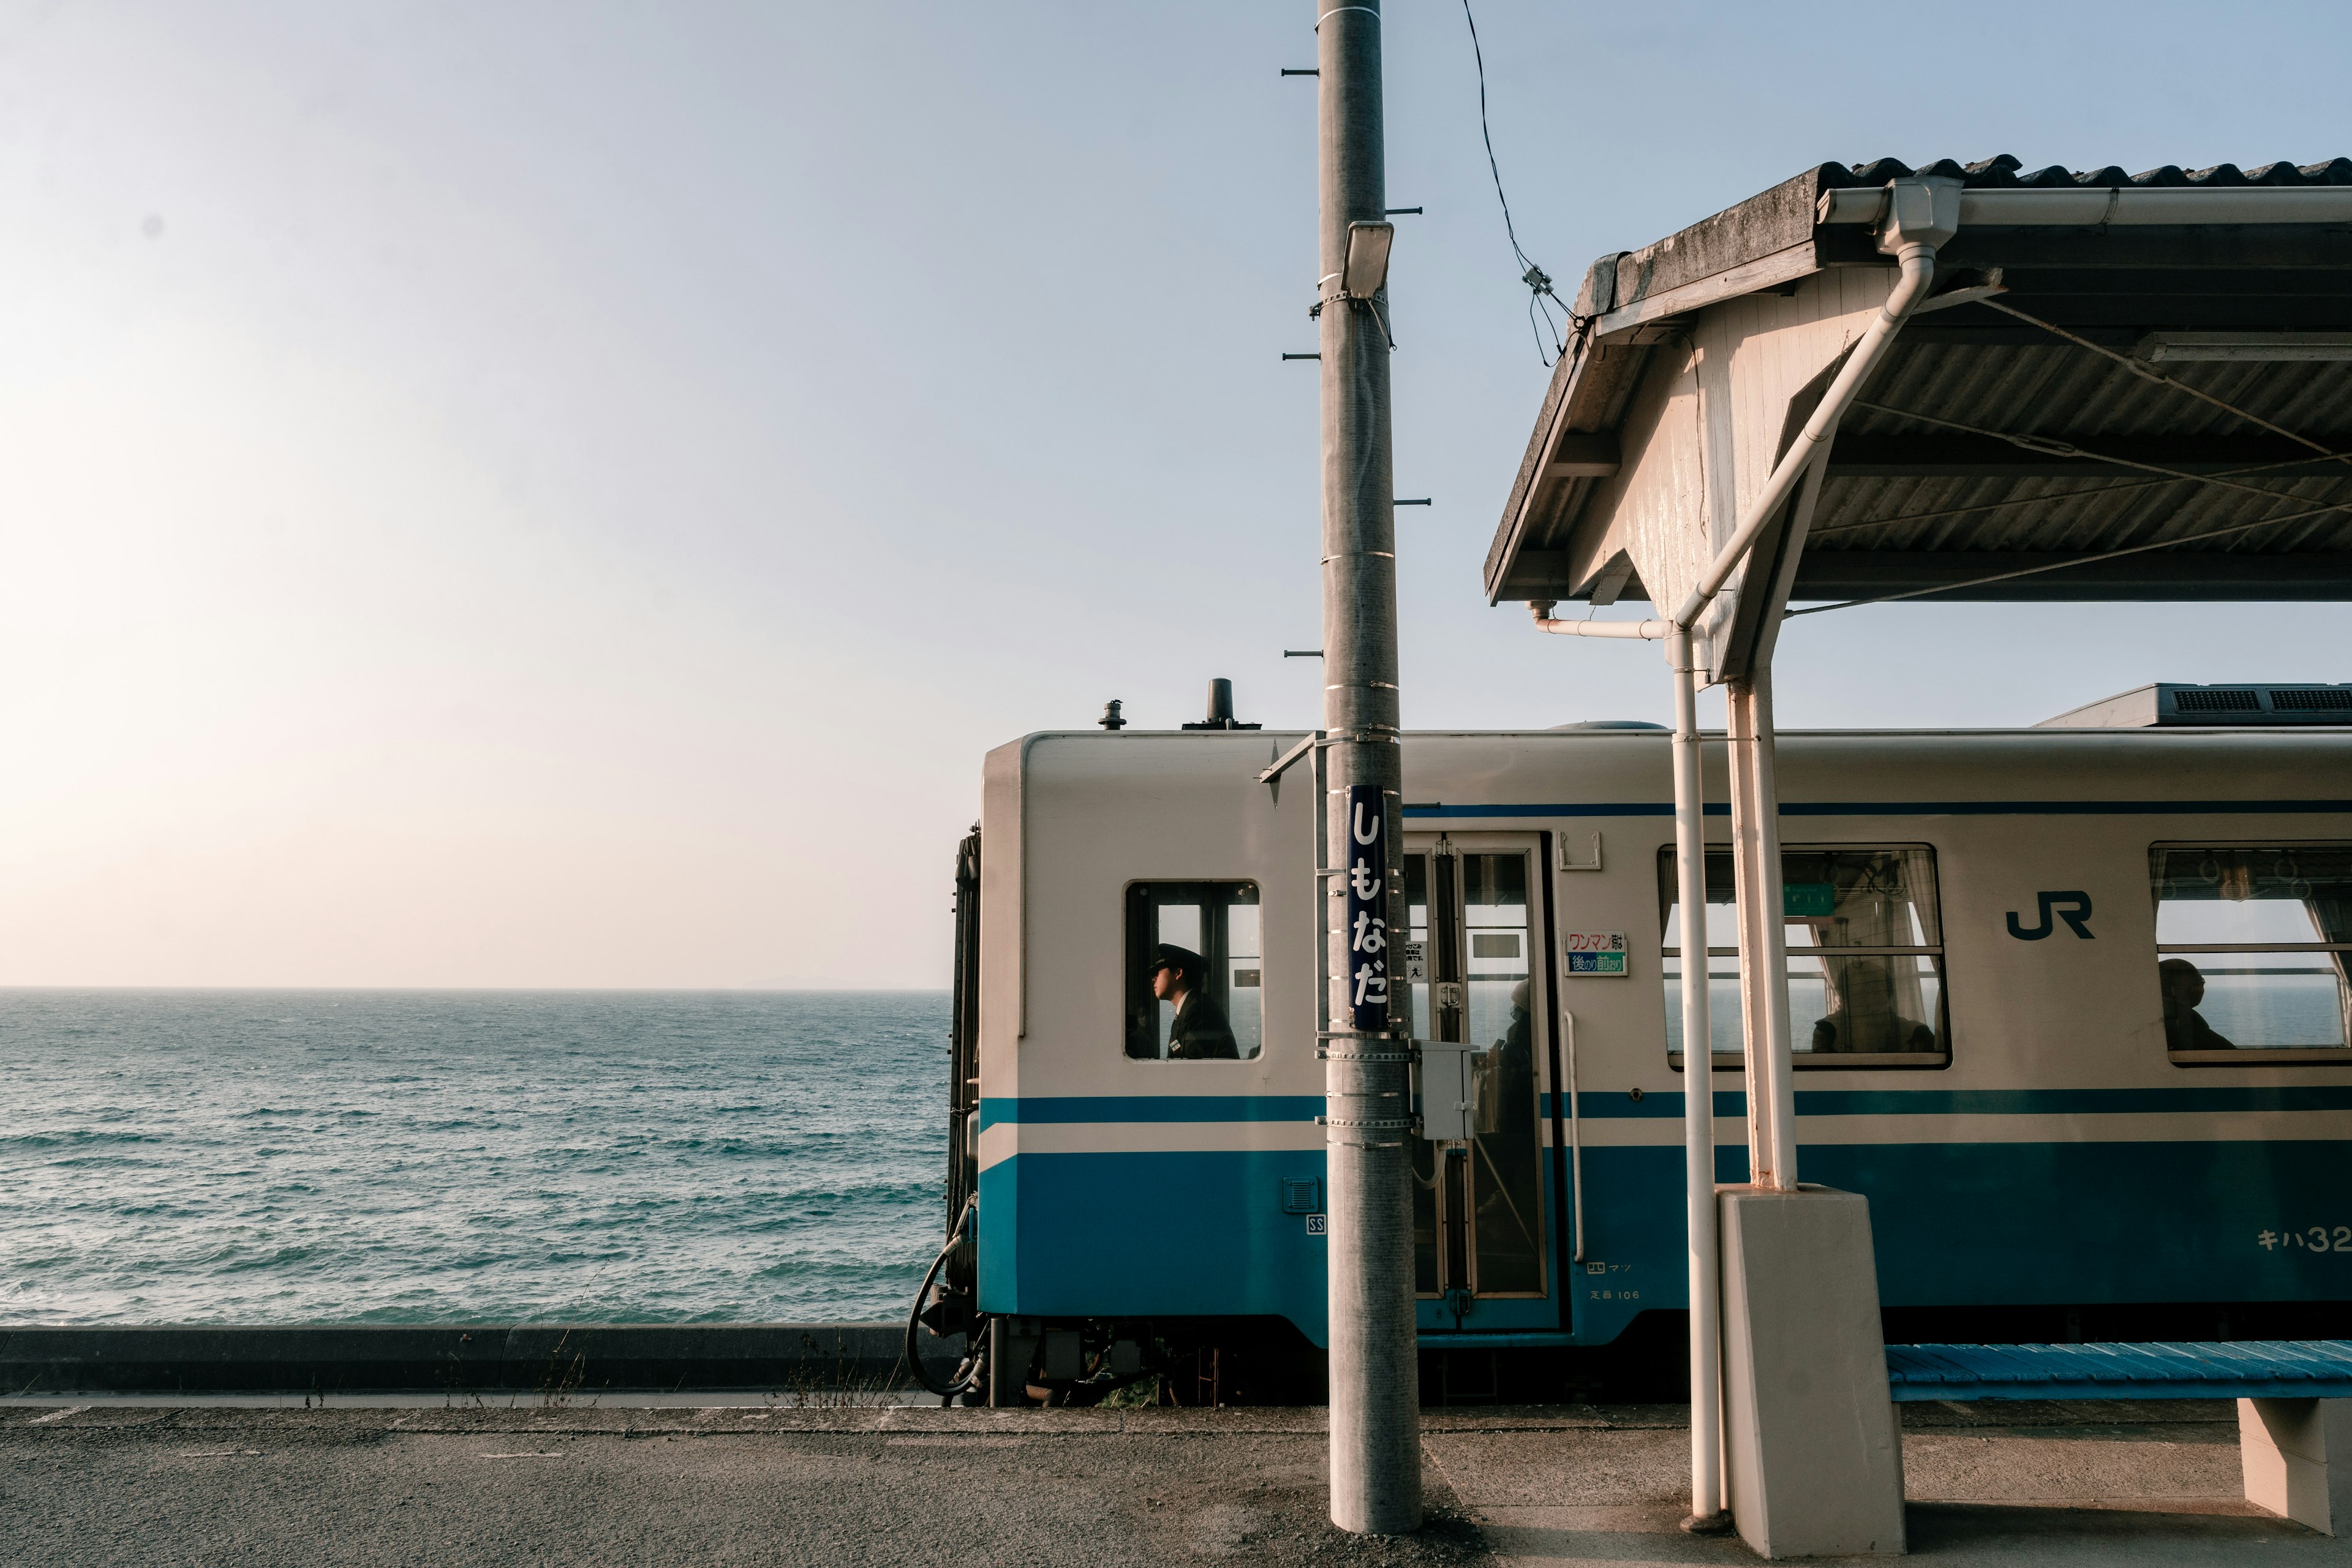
(1180, 678), (1261, 731)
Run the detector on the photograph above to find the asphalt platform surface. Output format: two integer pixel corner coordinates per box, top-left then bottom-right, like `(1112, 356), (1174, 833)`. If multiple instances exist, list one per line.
(3, 1397), (2347, 1565)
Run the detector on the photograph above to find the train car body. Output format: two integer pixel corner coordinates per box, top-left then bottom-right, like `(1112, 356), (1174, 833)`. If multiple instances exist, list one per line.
(960, 722), (2352, 1355)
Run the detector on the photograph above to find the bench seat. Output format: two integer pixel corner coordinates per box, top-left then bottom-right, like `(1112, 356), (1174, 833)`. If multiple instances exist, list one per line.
(1887, 1340), (2352, 1402)
(1887, 1340), (2352, 1535)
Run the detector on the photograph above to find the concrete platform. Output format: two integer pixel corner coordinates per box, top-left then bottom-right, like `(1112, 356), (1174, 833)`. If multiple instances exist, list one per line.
(2, 1398), (2346, 1564)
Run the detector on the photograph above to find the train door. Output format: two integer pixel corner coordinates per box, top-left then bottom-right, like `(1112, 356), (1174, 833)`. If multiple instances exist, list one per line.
(1402, 834), (1552, 1324)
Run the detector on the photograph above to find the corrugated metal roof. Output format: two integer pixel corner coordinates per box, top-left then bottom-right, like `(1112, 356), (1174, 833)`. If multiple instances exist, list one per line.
(1486, 155), (2352, 608)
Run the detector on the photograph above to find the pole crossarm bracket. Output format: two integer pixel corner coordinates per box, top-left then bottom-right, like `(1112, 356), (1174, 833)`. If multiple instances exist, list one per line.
(1258, 732), (1322, 786)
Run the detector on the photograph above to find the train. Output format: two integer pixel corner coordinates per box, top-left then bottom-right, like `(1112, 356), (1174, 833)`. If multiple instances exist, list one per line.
(909, 684), (2352, 1405)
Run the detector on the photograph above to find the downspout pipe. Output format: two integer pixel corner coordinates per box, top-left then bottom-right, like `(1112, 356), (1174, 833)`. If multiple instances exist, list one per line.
(1529, 605), (1670, 639)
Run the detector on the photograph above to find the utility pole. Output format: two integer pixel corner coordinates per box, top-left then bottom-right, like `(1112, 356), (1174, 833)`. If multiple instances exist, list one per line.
(1316, 0), (1420, 1536)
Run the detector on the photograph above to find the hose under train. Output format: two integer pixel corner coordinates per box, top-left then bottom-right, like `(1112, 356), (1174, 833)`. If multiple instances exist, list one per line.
(905, 1197), (986, 1399)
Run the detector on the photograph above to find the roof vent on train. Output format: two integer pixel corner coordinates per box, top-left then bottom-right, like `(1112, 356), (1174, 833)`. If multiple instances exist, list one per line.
(2037, 683), (2352, 728)
(1548, 720), (1669, 731)
(1179, 677), (1262, 731)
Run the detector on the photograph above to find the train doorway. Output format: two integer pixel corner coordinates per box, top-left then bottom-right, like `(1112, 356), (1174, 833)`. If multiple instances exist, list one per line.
(1402, 834), (1550, 1316)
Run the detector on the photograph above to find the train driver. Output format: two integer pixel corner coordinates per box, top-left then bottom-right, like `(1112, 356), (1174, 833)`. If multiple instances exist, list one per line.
(1148, 943), (1238, 1060)
(2159, 958), (2235, 1051)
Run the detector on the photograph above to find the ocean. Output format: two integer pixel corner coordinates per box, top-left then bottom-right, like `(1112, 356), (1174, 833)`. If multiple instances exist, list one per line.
(0, 990), (949, 1326)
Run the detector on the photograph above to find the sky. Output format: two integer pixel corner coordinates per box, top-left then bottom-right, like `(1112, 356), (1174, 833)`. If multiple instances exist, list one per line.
(1, 0), (2348, 988)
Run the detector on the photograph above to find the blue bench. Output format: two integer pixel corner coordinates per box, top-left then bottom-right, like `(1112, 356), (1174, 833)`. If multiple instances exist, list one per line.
(1887, 1341), (2352, 1534)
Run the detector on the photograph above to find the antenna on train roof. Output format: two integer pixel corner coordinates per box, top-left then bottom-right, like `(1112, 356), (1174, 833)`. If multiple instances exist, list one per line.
(1098, 699), (1126, 731)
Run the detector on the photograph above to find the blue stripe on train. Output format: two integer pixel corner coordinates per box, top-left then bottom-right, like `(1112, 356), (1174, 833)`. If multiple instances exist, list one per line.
(978, 1087), (2352, 1131)
(979, 1139), (2352, 1349)
(976, 1096), (1324, 1131)
(1562, 1087), (2352, 1118)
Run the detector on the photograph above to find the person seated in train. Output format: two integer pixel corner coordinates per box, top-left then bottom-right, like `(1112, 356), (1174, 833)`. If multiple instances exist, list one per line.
(2160, 958), (2235, 1051)
(1148, 943), (1238, 1059)
(1809, 1012), (1939, 1052)
(1809, 959), (1937, 1052)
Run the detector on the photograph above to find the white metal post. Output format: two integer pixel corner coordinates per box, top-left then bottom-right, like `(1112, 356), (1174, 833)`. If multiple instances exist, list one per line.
(1726, 671), (1798, 1191)
(1669, 630), (1725, 1526)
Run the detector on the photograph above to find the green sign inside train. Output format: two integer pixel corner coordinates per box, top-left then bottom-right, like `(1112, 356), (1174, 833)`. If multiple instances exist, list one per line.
(1784, 882), (1836, 918)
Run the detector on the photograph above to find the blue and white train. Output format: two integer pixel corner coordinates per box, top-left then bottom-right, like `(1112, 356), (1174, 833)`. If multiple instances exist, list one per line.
(915, 687), (2352, 1403)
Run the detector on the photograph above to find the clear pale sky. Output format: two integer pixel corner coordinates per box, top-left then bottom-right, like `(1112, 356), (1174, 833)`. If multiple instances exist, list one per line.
(2, 1), (2346, 988)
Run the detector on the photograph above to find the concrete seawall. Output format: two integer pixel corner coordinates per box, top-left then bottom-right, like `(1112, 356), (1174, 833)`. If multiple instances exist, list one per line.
(0, 1322), (967, 1395)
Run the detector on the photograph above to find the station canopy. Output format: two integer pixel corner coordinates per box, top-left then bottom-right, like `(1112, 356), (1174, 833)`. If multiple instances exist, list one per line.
(1484, 155), (2352, 636)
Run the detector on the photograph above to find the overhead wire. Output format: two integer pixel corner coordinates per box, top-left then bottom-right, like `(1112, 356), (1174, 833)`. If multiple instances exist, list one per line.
(1785, 493), (2352, 616)
(1980, 298), (2352, 470)
(1786, 398), (2352, 616)
(1843, 400), (2351, 515)
(1460, 0), (1566, 365)
(1806, 448), (2352, 541)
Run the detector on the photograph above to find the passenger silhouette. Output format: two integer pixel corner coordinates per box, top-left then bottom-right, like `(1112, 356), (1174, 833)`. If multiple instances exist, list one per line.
(2160, 958), (2235, 1051)
(1809, 965), (1939, 1052)
(1148, 943), (1237, 1060)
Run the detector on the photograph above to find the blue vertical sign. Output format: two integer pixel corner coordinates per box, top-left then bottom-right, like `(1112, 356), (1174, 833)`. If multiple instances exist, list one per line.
(1344, 783), (1389, 1031)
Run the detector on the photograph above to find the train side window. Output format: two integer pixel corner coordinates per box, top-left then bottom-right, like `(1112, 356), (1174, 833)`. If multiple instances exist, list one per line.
(1659, 845), (1950, 1069)
(2152, 845), (2352, 1063)
(1124, 881), (1262, 1060)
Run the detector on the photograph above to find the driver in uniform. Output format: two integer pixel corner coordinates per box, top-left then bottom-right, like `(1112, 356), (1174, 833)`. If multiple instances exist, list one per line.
(1148, 943), (1237, 1059)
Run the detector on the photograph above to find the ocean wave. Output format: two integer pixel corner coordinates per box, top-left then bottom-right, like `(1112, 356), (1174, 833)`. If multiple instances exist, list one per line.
(0, 990), (951, 1323)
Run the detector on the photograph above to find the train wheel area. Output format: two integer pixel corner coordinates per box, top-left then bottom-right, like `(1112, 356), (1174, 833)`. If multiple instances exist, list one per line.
(954, 1305), (2352, 1412)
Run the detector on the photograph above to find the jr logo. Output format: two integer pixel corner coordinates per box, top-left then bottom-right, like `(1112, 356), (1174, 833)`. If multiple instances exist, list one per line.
(2007, 891), (2095, 941)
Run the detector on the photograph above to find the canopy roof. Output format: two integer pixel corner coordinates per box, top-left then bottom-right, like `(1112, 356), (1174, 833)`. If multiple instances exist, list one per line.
(1485, 155), (2352, 610)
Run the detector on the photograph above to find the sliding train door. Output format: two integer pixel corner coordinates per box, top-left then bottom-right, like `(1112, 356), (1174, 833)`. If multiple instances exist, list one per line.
(1402, 833), (1554, 1330)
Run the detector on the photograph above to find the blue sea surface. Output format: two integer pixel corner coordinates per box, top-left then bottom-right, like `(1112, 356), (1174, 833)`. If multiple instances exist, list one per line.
(0, 990), (949, 1325)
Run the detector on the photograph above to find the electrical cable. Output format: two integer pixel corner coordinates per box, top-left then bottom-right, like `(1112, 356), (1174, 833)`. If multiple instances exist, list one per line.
(1460, 0), (1566, 364)
(1981, 298), (2352, 470)
(1784, 491), (2352, 617)
(1845, 400), (2352, 517)
(1784, 397), (2352, 616)
(1804, 447), (2352, 541)
(904, 1197), (986, 1399)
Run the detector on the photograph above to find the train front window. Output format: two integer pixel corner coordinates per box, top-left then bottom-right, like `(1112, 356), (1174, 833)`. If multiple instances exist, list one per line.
(1659, 845), (1949, 1068)
(2153, 846), (2352, 1061)
(1124, 881), (1262, 1060)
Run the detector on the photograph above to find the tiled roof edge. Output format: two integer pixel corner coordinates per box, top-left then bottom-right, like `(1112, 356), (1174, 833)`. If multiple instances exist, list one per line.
(1825, 153), (2352, 189)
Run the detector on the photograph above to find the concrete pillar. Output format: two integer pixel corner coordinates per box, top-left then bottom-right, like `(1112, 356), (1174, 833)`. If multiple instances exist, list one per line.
(1718, 1185), (1905, 1558)
(2242, 1396), (2352, 1534)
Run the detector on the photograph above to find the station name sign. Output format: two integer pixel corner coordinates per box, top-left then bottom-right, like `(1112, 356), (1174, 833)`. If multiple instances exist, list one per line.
(1345, 783), (1389, 1030)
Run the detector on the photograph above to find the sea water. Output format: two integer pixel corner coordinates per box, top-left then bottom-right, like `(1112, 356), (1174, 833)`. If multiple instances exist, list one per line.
(0, 990), (948, 1325)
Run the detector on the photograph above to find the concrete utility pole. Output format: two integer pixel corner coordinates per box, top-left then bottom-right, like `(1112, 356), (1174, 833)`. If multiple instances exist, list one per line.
(1316, 0), (1420, 1536)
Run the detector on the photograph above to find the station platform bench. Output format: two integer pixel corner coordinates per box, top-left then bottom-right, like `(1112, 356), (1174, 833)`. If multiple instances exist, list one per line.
(1887, 1341), (2352, 1534)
